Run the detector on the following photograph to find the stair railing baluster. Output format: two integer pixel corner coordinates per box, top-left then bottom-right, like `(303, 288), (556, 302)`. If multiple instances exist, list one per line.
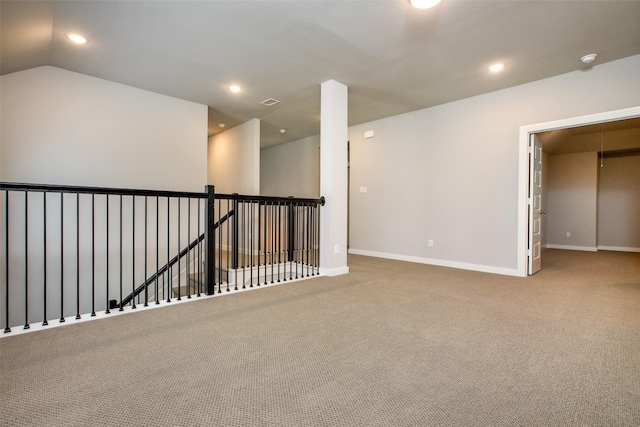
(144, 196), (148, 307)
(240, 203), (249, 291)
(177, 197), (181, 301)
(119, 195), (123, 311)
(197, 198), (201, 297)
(271, 202), (282, 283)
(43, 192), (48, 325)
(186, 197), (191, 299)
(24, 191), (29, 329)
(59, 192), (64, 323)
(4, 191), (10, 333)
(76, 193), (81, 319)
(132, 196), (136, 309)
(166, 196), (171, 303)
(91, 194), (96, 316)
(105, 195), (110, 315)
(155, 196), (160, 305)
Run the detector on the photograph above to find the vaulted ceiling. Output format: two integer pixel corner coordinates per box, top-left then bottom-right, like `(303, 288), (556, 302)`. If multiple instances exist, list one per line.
(2, 0), (640, 148)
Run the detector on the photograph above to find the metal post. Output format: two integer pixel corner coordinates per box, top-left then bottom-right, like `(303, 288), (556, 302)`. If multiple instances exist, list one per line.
(232, 194), (239, 270)
(288, 197), (295, 263)
(204, 185), (216, 295)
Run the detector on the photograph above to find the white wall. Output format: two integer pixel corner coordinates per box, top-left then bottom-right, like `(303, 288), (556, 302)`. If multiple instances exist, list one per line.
(597, 154), (640, 251)
(348, 55), (640, 275)
(0, 66), (208, 191)
(208, 118), (260, 195)
(546, 152), (598, 250)
(260, 134), (320, 198)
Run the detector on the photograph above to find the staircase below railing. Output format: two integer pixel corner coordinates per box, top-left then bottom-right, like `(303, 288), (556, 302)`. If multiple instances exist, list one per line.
(0, 182), (324, 333)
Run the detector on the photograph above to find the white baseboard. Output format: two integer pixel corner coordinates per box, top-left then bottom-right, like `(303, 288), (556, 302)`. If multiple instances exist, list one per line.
(319, 266), (350, 277)
(546, 244), (598, 252)
(597, 246), (640, 253)
(347, 249), (521, 277)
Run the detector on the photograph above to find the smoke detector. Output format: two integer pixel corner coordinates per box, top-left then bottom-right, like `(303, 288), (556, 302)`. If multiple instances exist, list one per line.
(581, 53), (598, 64)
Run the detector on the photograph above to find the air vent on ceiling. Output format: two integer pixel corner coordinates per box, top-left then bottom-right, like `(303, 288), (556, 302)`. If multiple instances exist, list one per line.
(260, 98), (280, 107)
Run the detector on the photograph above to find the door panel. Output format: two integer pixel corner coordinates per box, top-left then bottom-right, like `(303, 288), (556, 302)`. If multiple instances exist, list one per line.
(528, 134), (543, 275)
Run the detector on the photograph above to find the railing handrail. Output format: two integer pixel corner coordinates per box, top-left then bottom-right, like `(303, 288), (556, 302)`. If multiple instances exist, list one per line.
(118, 209), (236, 307)
(0, 183), (325, 206)
(0, 182), (207, 199)
(216, 193), (325, 206)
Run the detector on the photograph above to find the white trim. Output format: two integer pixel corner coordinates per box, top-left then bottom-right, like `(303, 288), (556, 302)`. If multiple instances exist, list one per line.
(348, 249), (520, 277)
(597, 246), (640, 253)
(546, 244), (597, 252)
(319, 266), (350, 277)
(517, 106), (640, 277)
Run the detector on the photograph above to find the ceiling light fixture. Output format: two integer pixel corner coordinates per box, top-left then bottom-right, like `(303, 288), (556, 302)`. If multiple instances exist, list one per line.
(279, 129), (286, 134)
(581, 53), (598, 64)
(66, 33), (87, 44)
(218, 123), (226, 128)
(488, 63), (505, 72)
(228, 85), (241, 93)
(409, 0), (441, 9)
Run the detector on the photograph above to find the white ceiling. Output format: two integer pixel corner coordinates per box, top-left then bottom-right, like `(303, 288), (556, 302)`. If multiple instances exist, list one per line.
(2, 0), (640, 148)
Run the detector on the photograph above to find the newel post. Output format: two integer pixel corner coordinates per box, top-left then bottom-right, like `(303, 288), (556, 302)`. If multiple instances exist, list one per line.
(287, 197), (295, 262)
(204, 185), (216, 295)
(232, 194), (239, 270)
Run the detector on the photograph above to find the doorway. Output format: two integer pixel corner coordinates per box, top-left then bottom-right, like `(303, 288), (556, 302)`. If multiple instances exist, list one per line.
(518, 106), (640, 277)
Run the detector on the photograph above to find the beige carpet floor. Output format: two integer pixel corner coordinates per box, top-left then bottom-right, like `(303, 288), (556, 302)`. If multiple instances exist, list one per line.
(1, 249), (639, 426)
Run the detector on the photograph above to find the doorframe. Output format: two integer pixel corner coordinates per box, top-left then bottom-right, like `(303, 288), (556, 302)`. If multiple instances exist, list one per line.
(517, 106), (640, 277)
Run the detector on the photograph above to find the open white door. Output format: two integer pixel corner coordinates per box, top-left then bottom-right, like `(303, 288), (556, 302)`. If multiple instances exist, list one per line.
(528, 134), (543, 275)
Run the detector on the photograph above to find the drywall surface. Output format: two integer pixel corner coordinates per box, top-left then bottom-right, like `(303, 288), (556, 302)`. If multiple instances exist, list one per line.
(0, 66), (207, 192)
(547, 152), (598, 250)
(260, 134), (320, 198)
(597, 154), (640, 251)
(208, 119), (260, 195)
(348, 54), (640, 274)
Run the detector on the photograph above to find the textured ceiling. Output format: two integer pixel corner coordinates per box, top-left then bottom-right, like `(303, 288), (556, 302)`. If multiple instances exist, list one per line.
(2, 0), (640, 148)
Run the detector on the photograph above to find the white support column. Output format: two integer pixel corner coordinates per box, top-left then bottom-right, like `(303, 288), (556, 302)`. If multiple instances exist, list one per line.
(319, 80), (349, 276)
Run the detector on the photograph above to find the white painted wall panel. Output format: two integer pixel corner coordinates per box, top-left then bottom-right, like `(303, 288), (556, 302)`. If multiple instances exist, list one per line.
(0, 66), (207, 191)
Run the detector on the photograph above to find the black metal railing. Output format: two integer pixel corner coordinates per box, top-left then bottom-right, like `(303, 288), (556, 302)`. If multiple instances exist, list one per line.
(212, 193), (324, 293)
(0, 182), (324, 333)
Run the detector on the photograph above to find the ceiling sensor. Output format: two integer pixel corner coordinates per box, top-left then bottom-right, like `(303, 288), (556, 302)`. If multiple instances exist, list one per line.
(261, 98), (280, 107)
(279, 129), (286, 134)
(581, 53), (597, 64)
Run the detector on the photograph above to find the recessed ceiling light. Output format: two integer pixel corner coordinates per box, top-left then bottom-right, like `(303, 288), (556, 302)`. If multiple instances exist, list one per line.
(409, 0), (442, 9)
(228, 85), (241, 93)
(581, 53), (598, 64)
(66, 33), (87, 44)
(489, 63), (505, 72)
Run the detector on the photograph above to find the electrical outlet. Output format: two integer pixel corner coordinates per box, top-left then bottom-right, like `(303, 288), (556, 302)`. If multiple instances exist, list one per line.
(334, 244), (340, 254)
(428, 239), (434, 248)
